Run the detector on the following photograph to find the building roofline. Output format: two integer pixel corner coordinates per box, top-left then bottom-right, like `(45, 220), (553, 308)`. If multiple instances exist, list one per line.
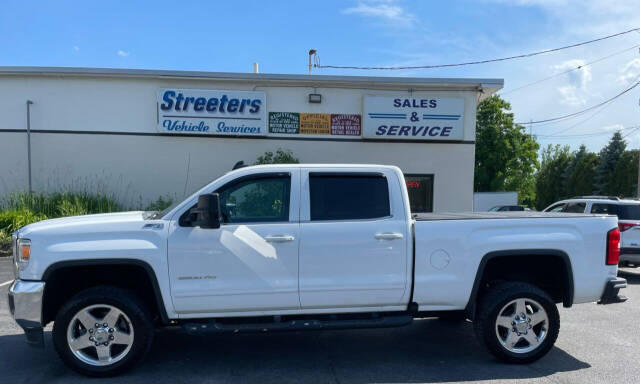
(0, 66), (503, 94)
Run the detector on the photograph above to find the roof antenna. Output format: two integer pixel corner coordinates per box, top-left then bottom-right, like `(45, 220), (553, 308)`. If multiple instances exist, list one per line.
(232, 161), (248, 170)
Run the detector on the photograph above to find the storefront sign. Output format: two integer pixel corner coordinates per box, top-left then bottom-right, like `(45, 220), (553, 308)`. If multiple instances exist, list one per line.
(157, 89), (267, 136)
(331, 114), (361, 136)
(300, 113), (331, 135)
(269, 112), (300, 134)
(363, 97), (464, 140)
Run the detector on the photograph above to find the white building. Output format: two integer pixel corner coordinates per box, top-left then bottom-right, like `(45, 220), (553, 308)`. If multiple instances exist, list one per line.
(0, 67), (502, 212)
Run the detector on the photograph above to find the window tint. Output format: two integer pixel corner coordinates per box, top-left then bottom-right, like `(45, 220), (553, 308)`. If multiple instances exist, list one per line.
(404, 174), (433, 213)
(546, 203), (566, 212)
(217, 176), (290, 223)
(590, 203), (614, 214)
(310, 174), (390, 221)
(592, 203), (640, 220)
(563, 202), (586, 213)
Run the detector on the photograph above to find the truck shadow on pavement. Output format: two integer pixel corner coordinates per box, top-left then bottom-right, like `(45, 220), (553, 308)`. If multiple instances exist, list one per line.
(1, 318), (589, 384)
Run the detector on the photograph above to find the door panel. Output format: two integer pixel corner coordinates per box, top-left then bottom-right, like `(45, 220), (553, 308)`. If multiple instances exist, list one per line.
(168, 222), (300, 313)
(298, 169), (409, 309)
(167, 170), (301, 314)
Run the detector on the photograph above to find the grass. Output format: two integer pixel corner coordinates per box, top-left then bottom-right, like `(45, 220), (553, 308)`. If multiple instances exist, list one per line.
(0, 191), (174, 256)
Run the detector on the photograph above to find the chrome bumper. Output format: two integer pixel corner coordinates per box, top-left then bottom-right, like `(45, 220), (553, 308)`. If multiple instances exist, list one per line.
(8, 280), (45, 347)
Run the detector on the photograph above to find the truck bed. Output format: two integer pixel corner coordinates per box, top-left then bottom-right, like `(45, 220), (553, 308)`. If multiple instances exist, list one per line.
(413, 211), (609, 221)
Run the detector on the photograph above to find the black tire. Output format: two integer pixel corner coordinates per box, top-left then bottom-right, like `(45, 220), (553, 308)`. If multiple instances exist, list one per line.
(52, 286), (154, 377)
(473, 282), (560, 364)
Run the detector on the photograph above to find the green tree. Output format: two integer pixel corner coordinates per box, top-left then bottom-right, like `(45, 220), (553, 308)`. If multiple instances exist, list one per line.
(564, 145), (598, 197)
(535, 144), (573, 210)
(595, 131), (626, 195)
(255, 148), (300, 164)
(609, 149), (639, 197)
(474, 95), (539, 206)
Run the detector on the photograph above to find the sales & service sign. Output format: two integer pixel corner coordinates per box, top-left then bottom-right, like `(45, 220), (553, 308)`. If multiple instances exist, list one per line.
(363, 97), (464, 140)
(157, 89), (267, 136)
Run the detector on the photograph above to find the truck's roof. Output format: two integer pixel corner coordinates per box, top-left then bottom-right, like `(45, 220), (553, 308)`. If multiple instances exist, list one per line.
(413, 211), (611, 221)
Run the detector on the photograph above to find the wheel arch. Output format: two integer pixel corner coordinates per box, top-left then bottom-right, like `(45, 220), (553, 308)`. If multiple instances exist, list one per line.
(464, 249), (574, 320)
(41, 259), (169, 325)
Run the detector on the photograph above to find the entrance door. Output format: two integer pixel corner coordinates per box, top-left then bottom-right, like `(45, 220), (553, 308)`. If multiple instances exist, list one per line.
(167, 171), (301, 315)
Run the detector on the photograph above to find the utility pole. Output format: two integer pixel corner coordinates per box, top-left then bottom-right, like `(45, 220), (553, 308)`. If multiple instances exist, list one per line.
(26, 100), (33, 194)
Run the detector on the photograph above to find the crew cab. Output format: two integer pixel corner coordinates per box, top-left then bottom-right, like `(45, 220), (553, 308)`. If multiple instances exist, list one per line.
(9, 164), (627, 376)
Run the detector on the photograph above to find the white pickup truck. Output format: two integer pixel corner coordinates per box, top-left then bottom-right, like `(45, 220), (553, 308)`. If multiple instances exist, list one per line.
(9, 164), (627, 376)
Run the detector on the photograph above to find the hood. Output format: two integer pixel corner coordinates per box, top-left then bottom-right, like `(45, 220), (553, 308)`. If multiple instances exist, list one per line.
(18, 211), (149, 238)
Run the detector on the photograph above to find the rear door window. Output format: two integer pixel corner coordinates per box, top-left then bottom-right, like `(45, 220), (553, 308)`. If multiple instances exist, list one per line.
(309, 173), (390, 221)
(563, 202), (586, 213)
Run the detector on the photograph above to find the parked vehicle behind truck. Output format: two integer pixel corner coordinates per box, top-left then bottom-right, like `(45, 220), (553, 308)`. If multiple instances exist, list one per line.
(9, 164), (627, 376)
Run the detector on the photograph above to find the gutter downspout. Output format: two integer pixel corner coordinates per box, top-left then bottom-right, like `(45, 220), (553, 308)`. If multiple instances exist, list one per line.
(26, 100), (33, 193)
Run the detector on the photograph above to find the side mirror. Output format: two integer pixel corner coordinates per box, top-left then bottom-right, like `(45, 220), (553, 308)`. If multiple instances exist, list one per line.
(190, 193), (221, 229)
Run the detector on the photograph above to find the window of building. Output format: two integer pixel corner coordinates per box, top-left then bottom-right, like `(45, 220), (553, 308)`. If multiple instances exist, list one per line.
(309, 173), (390, 221)
(404, 174), (434, 213)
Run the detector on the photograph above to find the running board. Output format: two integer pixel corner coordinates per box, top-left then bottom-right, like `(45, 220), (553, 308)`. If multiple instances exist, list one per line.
(182, 314), (413, 335)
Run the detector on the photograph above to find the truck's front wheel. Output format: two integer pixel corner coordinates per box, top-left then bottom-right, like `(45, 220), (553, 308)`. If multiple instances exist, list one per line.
(52, 286), (154, 377)
(474, 282), (560, 364)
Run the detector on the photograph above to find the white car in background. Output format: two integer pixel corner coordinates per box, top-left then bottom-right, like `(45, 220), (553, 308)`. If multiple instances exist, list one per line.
(544, 196), (640, 267)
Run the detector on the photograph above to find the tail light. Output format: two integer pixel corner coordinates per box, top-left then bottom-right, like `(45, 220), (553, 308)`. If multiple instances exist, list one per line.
(618, 222), (640, 232)
(606, 228), (621, 265)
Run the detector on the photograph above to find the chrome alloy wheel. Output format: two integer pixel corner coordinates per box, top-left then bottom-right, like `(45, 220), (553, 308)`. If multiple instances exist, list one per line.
(494, 298), (549, 354)
(66, 304), (134, 366)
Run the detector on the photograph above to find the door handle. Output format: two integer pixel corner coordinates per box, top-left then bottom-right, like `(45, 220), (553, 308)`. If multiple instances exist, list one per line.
(264, 235), (295, 243)
(375, 232), (404, 240)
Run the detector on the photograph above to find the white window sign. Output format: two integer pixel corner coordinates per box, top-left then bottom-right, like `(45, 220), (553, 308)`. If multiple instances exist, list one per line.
(157, 89), (267, 136)
(363, 97), (464, 140)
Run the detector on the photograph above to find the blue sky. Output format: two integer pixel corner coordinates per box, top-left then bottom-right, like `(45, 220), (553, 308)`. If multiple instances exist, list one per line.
(1, 0), (639, 152)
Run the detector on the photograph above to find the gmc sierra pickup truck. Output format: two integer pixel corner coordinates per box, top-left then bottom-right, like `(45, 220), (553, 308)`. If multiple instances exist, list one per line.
(9, 164), (627, 376)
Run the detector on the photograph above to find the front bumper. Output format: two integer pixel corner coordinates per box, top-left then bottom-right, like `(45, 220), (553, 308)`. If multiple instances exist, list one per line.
(598, 277), (627, 305)
(8, 280), (45, 347)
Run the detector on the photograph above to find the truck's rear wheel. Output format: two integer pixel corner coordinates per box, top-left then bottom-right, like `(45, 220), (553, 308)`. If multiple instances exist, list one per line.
(52, 286), (154, 377)
(474, 282), (559, 363)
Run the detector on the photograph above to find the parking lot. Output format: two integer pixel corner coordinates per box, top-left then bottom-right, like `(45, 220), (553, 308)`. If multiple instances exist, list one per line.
(0, 257), (638, 383)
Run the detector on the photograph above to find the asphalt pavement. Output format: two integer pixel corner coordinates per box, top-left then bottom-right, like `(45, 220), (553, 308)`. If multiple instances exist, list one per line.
(1, 257), (639, 384)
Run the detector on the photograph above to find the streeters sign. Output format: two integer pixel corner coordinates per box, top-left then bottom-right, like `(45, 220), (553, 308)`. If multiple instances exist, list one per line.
(157, 89), (267, 136)
(363, 97), (465, 140)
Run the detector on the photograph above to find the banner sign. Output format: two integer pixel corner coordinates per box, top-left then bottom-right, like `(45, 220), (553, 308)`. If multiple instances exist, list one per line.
(269, 112), (299, 134)
(363, 97), (464, 140)
(300, 113), (331, 135)
(157, 89), (267, 136)
(268, 113), (361, 137)
(331, 114), (361, 136)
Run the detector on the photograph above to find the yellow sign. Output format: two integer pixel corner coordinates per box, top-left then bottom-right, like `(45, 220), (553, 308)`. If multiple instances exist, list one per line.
(300, 113), (331, 135)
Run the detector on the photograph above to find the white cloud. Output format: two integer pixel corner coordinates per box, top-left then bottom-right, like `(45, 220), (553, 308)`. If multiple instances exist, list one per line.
(551, 59), (592, 105)
(117, 50), (129, 57)
(618, 58), (640, 85)
(603, 123), (624, 132)
(342, 0), (414, 23)
(73, 46), (80, 52)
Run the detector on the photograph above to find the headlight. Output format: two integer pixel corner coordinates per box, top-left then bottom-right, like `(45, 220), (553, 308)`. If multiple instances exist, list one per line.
(16, 238), (31, 270)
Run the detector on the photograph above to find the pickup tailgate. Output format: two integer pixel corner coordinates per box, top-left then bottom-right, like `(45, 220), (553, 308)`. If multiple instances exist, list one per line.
(411, 212), (619, 311)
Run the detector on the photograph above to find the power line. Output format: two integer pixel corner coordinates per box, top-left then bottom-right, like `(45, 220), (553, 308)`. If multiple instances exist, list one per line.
(514, 79), (640, 125)
(314, 27), (640, 70)
(537, 125), (640, 138)
(501, 44), (640, 96)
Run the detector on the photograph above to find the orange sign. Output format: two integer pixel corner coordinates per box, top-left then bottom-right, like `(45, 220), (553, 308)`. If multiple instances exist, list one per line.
(300, 113), (331, 135)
